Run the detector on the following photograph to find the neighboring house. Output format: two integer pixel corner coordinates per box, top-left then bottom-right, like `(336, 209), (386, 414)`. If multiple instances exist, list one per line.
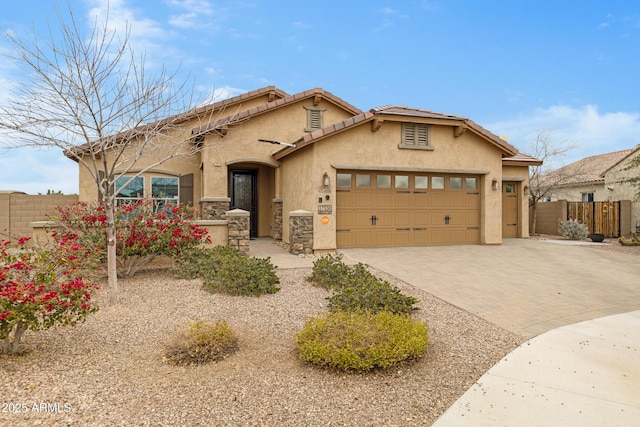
(542, 146), (640, 234)
(68, 86), (541, 251)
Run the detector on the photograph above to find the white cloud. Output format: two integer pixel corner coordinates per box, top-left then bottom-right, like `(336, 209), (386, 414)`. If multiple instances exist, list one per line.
(486, 104), (640, 167)
(0, 147), (78, 194)
(85, 0), (176, 64)
(292, 21), (312, 30)
(166, 0), (215, 29)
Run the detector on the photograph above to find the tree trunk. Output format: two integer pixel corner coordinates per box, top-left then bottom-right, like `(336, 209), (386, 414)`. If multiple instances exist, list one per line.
(105, 202), (119, 304)
(531, 200), (538, 235)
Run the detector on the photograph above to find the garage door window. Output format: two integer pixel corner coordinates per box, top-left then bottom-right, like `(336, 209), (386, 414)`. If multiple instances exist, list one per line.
(466, 177), (477, 190)
(432, 176), (444, 189)
(356, 174), (371, 188)
(377, 174), (391, 188)
(450, 177), (462, 190)
(395, 175), (409, 188)
(415, 176), (428, 189)
(337, 173), (352, 187)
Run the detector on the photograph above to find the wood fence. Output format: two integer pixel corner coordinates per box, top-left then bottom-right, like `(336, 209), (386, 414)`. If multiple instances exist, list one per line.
(567, 201), (620, 237)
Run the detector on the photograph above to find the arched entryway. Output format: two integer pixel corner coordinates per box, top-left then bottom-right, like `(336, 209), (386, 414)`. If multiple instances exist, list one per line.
(227, 160), (278, 239)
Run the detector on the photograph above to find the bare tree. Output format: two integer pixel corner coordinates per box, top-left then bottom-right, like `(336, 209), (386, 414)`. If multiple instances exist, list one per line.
(0, 8), (227, 303)
(615, 152), (640, 199)
(528, 131), (579, 234)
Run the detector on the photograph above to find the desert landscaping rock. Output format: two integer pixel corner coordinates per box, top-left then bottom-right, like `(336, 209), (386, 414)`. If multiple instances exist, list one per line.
(1, 266), (523, 426)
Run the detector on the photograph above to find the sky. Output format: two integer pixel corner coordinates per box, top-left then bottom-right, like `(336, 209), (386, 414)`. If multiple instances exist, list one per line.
(1, 0), (640, 194)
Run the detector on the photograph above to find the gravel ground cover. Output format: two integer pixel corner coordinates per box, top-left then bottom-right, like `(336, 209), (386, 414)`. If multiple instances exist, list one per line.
(1, 266), (524, 426)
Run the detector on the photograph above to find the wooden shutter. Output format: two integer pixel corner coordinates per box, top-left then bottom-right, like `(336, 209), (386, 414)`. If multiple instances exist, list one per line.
(179, 173), (194, 205)
(402, 123), (429, 146)
(309, 109), (322, 129)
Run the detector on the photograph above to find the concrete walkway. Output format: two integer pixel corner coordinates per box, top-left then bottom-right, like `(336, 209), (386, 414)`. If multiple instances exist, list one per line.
(249, 237), (640, 426)
(433, 310), (640, 426)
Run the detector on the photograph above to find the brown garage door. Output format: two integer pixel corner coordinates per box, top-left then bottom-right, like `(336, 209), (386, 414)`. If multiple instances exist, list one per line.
(336, 170), (481, 248)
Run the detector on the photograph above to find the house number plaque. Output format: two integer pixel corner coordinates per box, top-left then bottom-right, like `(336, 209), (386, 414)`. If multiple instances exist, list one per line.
(318, 205), (332, 214)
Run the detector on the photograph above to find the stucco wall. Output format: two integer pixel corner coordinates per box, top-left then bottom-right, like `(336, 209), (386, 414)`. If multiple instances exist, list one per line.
(502, 165), (532, 238)
(279, 120), (510, 248)
(605, 160), (640, 234)
(0, 193), (78, 239)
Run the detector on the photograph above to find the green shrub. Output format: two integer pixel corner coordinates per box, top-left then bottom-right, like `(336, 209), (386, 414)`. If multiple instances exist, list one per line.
(174, 245), (238, 280)
(175, 246), (280, 296)
(205, 254), (280, 296)
(558, 218), (589, 240)
(164, 319), (238, 366)
(306, 253), (351, 289)
(308, 254), (419, 313)
(327, 278), (419, 315)
(296, 311), (429, 371)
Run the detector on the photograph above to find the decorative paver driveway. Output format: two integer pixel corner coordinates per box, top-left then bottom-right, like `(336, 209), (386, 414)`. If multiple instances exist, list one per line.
(340, 239), (640, 337)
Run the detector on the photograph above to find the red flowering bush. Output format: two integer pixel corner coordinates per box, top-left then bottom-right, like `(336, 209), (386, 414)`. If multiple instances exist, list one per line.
(50, 200), (210, 277)
(0, 237), (100, 355)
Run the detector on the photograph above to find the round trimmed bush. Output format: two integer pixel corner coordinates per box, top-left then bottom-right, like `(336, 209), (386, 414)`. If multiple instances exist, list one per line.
(296, 311), (429, 371)
(164, 319), (238, 366)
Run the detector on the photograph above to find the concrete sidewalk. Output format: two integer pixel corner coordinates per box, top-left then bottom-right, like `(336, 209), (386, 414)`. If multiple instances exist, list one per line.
(433, 310), (640, 426)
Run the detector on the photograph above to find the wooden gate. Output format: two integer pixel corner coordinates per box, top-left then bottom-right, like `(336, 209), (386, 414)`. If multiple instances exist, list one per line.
(567, 201), (620, 237)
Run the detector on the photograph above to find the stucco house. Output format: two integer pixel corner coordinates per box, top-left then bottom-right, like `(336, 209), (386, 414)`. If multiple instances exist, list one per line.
(70, 86), (541, 252)
(541, 146), (640, 234)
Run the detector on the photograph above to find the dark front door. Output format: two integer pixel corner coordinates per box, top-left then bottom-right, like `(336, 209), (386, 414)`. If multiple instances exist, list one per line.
(231, 170), (258, 238)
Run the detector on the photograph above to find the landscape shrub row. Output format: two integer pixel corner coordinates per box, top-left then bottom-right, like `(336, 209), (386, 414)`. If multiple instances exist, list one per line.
(174, 246), (280, 296)
(298, 253), (429, 371)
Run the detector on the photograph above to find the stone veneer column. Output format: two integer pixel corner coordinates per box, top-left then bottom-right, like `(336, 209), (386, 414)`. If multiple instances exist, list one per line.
(288, 210), (313, 255)
(272, 198), (283, 240)
(200, 197), (231, 220)
(226, 209), (250, 255)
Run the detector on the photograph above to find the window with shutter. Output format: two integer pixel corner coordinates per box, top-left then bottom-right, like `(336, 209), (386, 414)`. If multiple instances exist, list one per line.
(399, 123), (434, 150)
(304, 106), (326, 131)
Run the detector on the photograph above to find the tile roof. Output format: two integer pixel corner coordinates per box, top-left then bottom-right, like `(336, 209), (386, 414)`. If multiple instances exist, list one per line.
(543, 146), (640, 186)
(193, 88), (363, 135)
(65, 86), (290, 159)
(274, 105), (522, 160)
(191, 86), (289, 116)
(503, 152), (544, 166)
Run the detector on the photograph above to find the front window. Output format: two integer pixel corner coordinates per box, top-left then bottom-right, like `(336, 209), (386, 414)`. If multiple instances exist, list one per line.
(115, 176), (144, 203)
(582, 192), (594, 202)
(152, 177), (179, 209)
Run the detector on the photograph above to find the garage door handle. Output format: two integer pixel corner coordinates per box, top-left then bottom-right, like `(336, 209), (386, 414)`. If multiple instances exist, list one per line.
(396, 228), (410, 231)
(413, 227), (426, 230)
(336, 229), (350, 232)
(467, 227), (480, 230)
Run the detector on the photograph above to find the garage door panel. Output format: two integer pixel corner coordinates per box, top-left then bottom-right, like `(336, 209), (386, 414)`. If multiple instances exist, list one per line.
(392, 229), (411, 245)
(412, 192), (429, 207)
(392, 212), (410, 226)
(375, 193), (394, 208)
(463, 211), (480, 226)
(355, 193), (374, 207)
(448, 193), (466, 208)
(336, 191), (353, 208)
(412, 212), (429, 227)
(413, 229), (428, 245)
(374, 229), (395, 246)
(336, 171), (481, 248)
(394, 192), (411, 208)
(337, 211), (354, 227)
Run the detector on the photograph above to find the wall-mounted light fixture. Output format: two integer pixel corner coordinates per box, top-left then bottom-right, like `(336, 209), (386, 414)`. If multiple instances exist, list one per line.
(524, 185), (529, 195)
(323, 172), (331, 187)
(492, 179), (500, 191)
